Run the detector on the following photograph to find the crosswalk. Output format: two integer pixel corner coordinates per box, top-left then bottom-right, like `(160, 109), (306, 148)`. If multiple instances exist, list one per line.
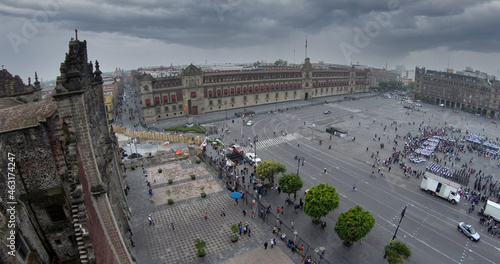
(242, 133), (303, 152)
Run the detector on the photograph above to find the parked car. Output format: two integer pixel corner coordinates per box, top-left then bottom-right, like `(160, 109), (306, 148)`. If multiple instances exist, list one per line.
(457, 222), (480, 241)
(324, 110), (331, 114)
(229, 144), (244, 154)
(245, 153), (262, 166)
(246, 120), (253, 126)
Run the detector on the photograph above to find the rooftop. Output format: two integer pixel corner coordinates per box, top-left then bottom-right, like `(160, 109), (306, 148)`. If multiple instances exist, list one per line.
(0, 98), (24, 110)
(0, 98), (57, 133)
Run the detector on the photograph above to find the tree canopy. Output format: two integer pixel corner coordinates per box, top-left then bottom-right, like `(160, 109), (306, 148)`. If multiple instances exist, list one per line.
(278, 173), (303, 199)
(253, 61), (262, 67)
(255, 160), (286, 185)
(334, 205), (375, 246)
(385, 241), (412, 264)
(274, 59), (288, 66)
(303, 183), (340, 221)
(378, 80), (405, 91)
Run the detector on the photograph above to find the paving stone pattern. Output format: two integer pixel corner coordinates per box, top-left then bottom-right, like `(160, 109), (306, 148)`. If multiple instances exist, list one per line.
(127, 160), (298, 264)
(145, 192), (265, 263)
(151, 177), (222, 206)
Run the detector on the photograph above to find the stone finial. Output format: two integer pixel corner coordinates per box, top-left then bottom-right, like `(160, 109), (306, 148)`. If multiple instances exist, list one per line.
(28, 77), (31, 85)
(75, 29), (78, 40)
(34, 72), (41, 90)
(94, 60), (103, 83)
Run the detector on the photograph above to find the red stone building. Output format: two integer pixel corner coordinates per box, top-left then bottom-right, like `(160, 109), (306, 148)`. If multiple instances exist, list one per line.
(137, 58), (370, 123)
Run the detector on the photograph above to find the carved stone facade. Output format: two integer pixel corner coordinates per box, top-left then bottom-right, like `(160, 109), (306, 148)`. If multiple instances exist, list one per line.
(137, 57), (370, 123)
(414, 67), (500, 117)
(0, 69), (42, 103)
(0, 37), (133, 264)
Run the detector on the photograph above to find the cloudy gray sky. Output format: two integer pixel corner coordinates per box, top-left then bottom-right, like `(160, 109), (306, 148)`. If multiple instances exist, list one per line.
(2, 0), (500, 82)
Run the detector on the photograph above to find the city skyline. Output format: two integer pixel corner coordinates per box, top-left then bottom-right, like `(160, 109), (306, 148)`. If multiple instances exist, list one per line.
(2, 0), (500, 82)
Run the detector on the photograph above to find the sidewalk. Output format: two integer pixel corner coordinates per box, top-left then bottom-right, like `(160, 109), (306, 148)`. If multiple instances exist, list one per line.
(219, 247), (294, 264)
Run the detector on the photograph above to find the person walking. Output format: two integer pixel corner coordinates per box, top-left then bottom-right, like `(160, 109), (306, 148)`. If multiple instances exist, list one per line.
(171, 222), (175, 231)
(221, 208), (226, 217)
(248, 227), (251, 237)
(324, 168), (327, 173)
(270, 239), (274, 248)
(291, 219), (295, 229)
(204, 212), (208, 220)
(148, 214), (154, 226)
(281, 206), (284, 215)
(264, 241), (268, 249)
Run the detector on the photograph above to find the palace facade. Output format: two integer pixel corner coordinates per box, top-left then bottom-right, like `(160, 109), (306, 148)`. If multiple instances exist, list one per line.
(136, 58), (370, 123)
(414, 67), (500, 118)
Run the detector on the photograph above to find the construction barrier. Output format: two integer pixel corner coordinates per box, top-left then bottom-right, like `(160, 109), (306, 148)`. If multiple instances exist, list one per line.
(112, 126), (205, 146)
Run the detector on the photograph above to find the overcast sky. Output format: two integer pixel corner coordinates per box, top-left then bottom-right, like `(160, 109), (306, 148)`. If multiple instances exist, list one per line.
(2, 0), (500, 82)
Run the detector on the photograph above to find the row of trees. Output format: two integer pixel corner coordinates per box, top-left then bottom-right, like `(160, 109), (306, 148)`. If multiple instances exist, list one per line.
(254, 160), (411, 263)
(378, 80), (406, 92)
(252, 59), (288, 67)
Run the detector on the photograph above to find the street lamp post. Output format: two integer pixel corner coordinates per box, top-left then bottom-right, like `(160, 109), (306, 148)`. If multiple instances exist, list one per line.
(296, 156), (305, 175)
(384, 205), (407, 258)
(253, 135), (259, 158)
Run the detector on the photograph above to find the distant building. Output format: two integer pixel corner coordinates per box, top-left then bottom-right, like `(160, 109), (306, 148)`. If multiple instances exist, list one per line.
(103, 78), (119, 122)
(364, 68), (400, 88)
(136, 58), (370, 124)
(0, 36), (133, 263)
(414, 67), (500, 117)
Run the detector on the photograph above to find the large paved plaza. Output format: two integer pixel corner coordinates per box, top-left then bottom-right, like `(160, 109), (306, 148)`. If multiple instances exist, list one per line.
(123, 95), (500, 264)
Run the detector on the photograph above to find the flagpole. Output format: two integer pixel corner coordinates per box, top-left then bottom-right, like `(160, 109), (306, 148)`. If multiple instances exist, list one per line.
(305, 35), (308, 59)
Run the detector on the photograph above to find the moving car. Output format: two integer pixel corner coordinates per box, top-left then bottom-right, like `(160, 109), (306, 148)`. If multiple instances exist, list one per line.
(246, 120), (253, 126)
(457, 222), (480, 241)
(324, 110), (331, 114)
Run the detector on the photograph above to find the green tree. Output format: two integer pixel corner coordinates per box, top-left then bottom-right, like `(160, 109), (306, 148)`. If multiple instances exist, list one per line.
(303, 183), (340, 222)
(255, 160), (286, 185)
(408, 81), (414, 90)
(385, 241), (412, 264)
(388, 80), (404, 91)
(278, 173), (303, 200)
(334, 205), (375, 247)
(378, 80), (389, 90)
(253, 61), (262, 67)
(274, 59), (288, 66)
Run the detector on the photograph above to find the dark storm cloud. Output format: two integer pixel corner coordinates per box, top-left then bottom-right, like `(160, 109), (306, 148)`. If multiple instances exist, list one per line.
(1, 0), (499, 61)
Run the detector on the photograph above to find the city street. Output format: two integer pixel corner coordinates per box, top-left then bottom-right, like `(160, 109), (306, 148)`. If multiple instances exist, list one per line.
(205, 96), (500, 263)
(119, 90), (500, 263)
